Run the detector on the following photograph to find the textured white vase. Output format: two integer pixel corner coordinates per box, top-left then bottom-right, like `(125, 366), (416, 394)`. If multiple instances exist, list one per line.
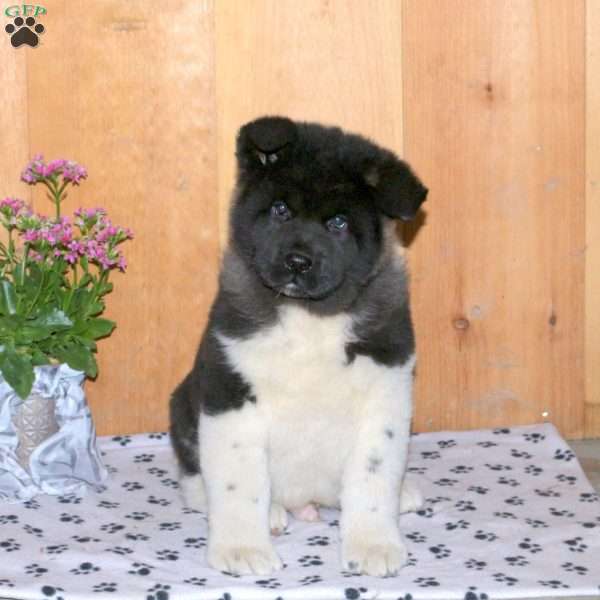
(12, 392), (59, 470)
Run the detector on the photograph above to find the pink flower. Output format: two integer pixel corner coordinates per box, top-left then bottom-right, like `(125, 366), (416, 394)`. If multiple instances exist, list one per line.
(62, 161), (87, 184)
(42, 159), (67, 178)
(0, 197), (25, 214)
(23, 229), (40, 242)
(21, 154), (45, 184)
(21, 155), (88, 185)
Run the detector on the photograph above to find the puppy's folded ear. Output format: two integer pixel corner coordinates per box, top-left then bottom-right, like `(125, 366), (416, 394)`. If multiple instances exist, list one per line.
(237, 116), (297, 169)
(365, 159), (428, 221)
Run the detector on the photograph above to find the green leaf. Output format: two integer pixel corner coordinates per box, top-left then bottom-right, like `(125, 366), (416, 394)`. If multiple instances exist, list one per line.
(99, 282), (113, 295)
(0, 349), (34, 399)
(78, 273), (93, 287)
(30, 349), (49, 366)
(86, 302), (104, 317)
(84, 318), (115, 340)
(0, 280), (17, 316)
(15, 326), (50, 344)
(54, 344), (97, 378)
(30, 308), (73, 329)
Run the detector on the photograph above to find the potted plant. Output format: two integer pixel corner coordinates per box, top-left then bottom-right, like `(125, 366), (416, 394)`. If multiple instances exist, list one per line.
(0, 155), (132, 501)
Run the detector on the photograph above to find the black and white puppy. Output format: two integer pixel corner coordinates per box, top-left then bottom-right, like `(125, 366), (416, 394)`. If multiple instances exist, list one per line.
(170, 116), (428, 577)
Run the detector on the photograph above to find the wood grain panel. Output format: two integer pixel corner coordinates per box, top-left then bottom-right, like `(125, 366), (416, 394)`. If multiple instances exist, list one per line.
(0, 33), (30, 202)
(586, 0), (600, 438)
(215, 0), (404, 246)
(25, 0), (219, 434)
(403, 0), (586, 437)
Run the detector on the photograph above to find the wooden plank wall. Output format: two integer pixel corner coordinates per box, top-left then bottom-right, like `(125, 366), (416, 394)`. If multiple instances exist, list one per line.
(0, 0), (596, 438)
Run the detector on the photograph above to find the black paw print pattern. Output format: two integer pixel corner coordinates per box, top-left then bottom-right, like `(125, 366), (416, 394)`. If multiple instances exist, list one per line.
(493, 572), (518, 586)
(127, 562), (154, 576)
(183, 576), (207, 586)
(414, 577), (440, 587)
(300, 574), (323, 585)
(0, 515), (18, 525)
(70, 562), (100, 575)
(446, 519), (470, 531)
(298, 554), (324, 567)
(0, 538), (20, 552)
(146, 583), (170, 600)
(518, 538), (542, 553)
(554, 449), (575, 462)
(564, 537), (588, 553)
(155, 549), (179, 561)
(344, 587), (368, 599)
(429, 544), (451, 559)
(5, 16), (44, 48)
(40, 585), (65, 599)
(307, 535), (330, 546)
(24, 563), (48, 578)
(255, 577), (281, 589)
(92, 582), (118, 593)
(0, 423), (597, 600)
(465, 559), (487, 571)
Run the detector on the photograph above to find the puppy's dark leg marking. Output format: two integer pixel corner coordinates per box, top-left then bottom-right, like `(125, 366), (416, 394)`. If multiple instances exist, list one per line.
(232, 442), (240, 449)
(169, 372), (201, 476)
(226, 484), (237, 492)
(384, 428), (395, 439)
(367, 455), (383, 473)
(347, 561), (359, 572)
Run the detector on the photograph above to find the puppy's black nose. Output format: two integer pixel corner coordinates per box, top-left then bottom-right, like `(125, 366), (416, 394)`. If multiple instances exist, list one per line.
(285, 252), (312, 273)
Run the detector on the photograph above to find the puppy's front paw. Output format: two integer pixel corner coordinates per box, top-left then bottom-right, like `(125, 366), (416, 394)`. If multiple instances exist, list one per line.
(208, 543), (282, 576)
(342, 537), (408, 577)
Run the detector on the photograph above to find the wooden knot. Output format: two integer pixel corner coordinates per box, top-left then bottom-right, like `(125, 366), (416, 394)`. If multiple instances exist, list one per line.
(453, 317), (470, 330)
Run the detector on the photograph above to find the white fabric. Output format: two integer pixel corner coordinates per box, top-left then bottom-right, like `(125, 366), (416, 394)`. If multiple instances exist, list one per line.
(0, 423), (598, 600)
(0, 364), (107, 502)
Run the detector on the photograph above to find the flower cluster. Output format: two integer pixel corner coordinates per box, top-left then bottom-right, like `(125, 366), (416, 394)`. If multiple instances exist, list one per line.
(15, 210), (133, 272)
(21, 154), (88, 185)
(0, 197), (30, 228)
(4, 156), (133, 273)
(0, 155), (132, 398)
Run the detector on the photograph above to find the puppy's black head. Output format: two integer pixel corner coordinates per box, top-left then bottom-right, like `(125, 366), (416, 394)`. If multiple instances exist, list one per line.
(230, 116), (427, 311)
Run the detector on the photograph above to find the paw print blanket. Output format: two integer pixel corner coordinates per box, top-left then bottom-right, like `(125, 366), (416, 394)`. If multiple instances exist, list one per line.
(0, 423), (598, 600)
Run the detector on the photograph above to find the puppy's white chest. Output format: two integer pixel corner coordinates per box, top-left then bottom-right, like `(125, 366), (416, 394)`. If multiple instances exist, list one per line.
(217, 306), (371, 507)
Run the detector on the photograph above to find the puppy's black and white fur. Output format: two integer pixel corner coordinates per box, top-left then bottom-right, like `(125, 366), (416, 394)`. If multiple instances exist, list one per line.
(170, 116), (428, 577)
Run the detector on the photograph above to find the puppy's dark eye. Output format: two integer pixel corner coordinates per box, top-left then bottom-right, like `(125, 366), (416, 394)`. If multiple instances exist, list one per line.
(271, 201), (292, 221)
(326, 214), (348, 232)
